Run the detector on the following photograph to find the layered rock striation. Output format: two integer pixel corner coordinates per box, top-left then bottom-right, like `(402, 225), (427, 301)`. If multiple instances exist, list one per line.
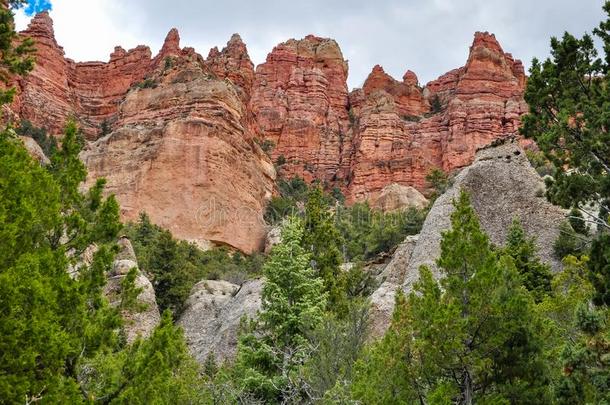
(345, 32), (527, 201)
(249, 35), (351, 183)
(11, 12), (529, 252)
(81, 43), (275, 253)
(13, 12), (154, 139)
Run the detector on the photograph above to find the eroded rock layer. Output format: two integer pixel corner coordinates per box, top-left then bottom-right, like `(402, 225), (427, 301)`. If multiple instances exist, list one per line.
(81, 50), (275, 253)
(11, 12), (529, 251)
(344, 32), (527, 201)
(249, 35), (351, 184)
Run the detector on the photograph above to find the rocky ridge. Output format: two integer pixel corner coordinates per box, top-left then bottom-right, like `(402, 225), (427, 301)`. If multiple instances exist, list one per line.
(12, 13), (529, 253)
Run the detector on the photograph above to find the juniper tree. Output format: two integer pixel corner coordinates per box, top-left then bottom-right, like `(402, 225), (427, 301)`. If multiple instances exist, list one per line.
(503, 218), (553, 302)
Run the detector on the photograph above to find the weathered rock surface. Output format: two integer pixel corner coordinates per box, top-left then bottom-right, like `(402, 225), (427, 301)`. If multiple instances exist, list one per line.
(206, 33), (255, 99)
(250, 35), (351, 183)
(405, 138), (565, 289)
(179, 278), (263, 364)
(80, 36), (275, 253)
(13, 12), (153, 139)
(346, 32), (527, 201)
(372, 183), (428, 212)
(15, 14), (275, 253)
(369, 235), (419, 338)
(103, 237), (161, 344)
(18, 135), (49, 164)
(264, 225), (282, 254)
(362, 65), (428, 117)
(369, 139), (566, 337)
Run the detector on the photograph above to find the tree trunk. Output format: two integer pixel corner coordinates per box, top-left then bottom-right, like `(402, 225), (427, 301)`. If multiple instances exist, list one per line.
(462, 368), (473, 405)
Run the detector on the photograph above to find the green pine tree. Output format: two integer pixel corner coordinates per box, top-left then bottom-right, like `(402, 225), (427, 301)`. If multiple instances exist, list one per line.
(521, 1), (610, 306)
(234, 217), (327, 403)
(302, 185), (347, 314)
(351, 292), (422, 404)
(503, 218), (553, 302)
(409, 191), (551, 404)
(0, 124), (123, 402)
(77, 311), (205, 404)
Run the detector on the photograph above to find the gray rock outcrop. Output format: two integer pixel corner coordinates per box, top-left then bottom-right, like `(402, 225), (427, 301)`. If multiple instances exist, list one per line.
(178, 278), (263, 364)
(372, 183), (429, 212)
(369, 138), (567, 337)
(369, 235), (419, 338)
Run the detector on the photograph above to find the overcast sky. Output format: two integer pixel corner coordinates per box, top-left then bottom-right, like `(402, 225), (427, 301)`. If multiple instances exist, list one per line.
(14, 0), (606, 89)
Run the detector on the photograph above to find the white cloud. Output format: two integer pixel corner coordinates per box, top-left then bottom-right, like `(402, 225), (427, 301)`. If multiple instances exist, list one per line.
(14, 0), (606, 89)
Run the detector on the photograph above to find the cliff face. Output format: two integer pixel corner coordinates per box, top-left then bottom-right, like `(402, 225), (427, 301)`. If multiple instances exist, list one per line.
(345, 32), (527, 201)
(249, 35), (351, 184)
(81, 35), (275, 253)
(11, 12), (528, 251)
(246, 31), (526, 202)
(12, 14), (275, 253)
(14, 12), (153, 140)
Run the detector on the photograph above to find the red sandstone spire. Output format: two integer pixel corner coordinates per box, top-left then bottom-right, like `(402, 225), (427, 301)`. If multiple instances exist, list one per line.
(158, 28), (181, 58)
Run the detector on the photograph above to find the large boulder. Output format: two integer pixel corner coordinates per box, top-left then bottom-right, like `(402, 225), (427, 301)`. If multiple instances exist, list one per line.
(178, 278), (263, 364)
(405, 138), (566, 292)
(372, 183), (428, 212)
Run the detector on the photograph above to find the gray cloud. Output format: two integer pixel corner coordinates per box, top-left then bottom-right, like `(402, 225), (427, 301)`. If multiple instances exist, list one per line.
(35, 0), (608, 89)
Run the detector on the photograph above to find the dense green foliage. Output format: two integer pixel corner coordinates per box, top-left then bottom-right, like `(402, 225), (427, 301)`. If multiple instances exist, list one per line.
(0, 120), (203, 403)
(503, 218), (553, 302)
(266, 177), (426, 264)
(5, 2), (610, 403)
(78, 311), (204, 404)
(522, 1), (610, 306)
(0, 133), (120, 399)
(264, 177), (311, 223)
(303, 301), (370, 401)
(302, 185), (346, 313)
(526, 149), (555, 178)
(336, 202), (426, 262)
(125, 213), (264, 317)
(425, 166), (450, 200)
(233, 218), (327, 403)
(352, 192), (552, 404)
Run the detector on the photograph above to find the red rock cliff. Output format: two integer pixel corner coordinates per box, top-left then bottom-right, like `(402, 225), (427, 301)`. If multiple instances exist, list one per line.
(13, 13), (275, 253)
(11, 13), (527, 250)
(344, 31), (527, 201)
(249, 35), (351, 183)
(14, 12), (154, 139)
